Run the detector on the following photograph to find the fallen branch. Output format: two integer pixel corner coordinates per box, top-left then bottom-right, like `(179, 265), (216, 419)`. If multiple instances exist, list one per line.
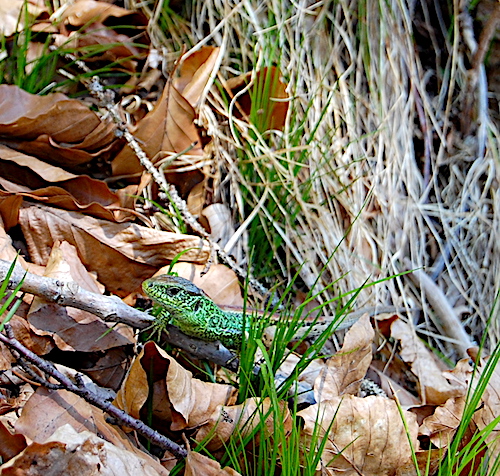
(0, 324), (188, 459)
(0, 258), (239, 370)
(0, 258), (153, 328)
(86, 75), (278, 304)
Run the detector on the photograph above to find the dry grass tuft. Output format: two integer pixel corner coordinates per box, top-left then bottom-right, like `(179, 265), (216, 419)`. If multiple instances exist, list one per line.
(147, 0), (500, 357)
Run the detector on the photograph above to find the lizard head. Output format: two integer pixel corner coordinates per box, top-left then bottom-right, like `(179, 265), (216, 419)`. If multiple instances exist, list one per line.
(142, 275), (208, 317)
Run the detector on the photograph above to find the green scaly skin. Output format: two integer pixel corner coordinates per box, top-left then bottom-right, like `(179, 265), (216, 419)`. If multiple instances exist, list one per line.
(142, 275), (246, 348)
(142, 275), (365, 349)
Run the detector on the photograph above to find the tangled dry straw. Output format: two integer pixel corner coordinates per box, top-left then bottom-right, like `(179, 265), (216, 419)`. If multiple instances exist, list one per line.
(145, 0), (500, 356)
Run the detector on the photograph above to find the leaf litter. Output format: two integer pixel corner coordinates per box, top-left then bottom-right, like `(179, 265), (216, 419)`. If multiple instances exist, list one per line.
(0, 0), (498, 474)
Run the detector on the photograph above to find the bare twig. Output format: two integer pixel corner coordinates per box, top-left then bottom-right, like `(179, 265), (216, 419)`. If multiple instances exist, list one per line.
(85, 75), (277, 303)
(0, 258), (239, 369)
(0, 324), (188, 458)
(0, 258), (153, 329)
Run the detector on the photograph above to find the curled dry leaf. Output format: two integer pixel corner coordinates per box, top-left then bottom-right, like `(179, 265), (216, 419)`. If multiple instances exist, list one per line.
(59, 0), (141, 27)
(0, 85), (117, 168)
(0, 0), (45, 36)
(0, 180), (132, 224)
(0, 144), (78, 182)
(0, 145), (139, 223)
(18, 202), (210, 295)
(12, 379), (169, 473)
(5, 316), (54, 361)
(225, 66), (289, 132)
(114, 342), (236, 432)
(390, 319), (462, 405)
(195, 397), (292, 452)
(419, 396), (466, 448)
(444, 354), (500, 451)
(0, 418), (27, 464)
(174, 47), (220, 109)
(0, 344), (15, 371)
(27, 240), (134, 353)
(69, 24), (144, 71)
(112, 81), (205, 179)
(2, 424), (169, 475)
(314, 313), (374, 401)
(185, 451), (242, 476)
(111, 45), (219, 185)
(201, 204), (234, 249)
(298, 395), (419, 475)
(112, 349), (150, 421)
(15, 386), (118, 444)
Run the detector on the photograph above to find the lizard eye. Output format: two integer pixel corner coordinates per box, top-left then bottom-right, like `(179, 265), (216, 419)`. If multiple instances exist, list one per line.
(166, 287), (180, 296)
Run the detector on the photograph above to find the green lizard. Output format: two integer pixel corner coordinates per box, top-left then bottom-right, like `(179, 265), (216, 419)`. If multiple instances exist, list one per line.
(142, 275), (362, 349)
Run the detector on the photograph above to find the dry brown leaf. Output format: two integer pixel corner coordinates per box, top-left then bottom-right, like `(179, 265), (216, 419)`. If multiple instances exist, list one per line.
(185, 451), (241, 476)
(60, 0), (141, 27)
(151, 343), (236, 431)
(71, 24), (144, 70)
(276, 352), (325, 388)
(0, 345), (14, 372)
(0, 0), (45, 36)
(419, 396), (466, 448)
(298, 395), (419, 475)
(113, 45), (219, 178)
(15, 386), (115, 444)
(174, 47), (220, 109)
(0, 85), (117, 168)
(195, 397), (292, 452)
(27, 240), (134, 352)
(368, 366), (421, 406)
(111, 82), (204, 178)
(186, 181), (206, 219)
(1, 424), (169, 475)
(112, 349), (150, 421)
(114, 342), (236, 432)
(391, 319), (462, 404)
(0, 179), (134, 225)
(395, 448), (443, 476)
(0, 145), (134, 222)
(0, 194), (23, 231)
(0, 418), (27, 464)
(314, 313), (374, 401)
(18, 202), (210, 295)
(225, 66), (289, 132)
(7, 315), (54, 358)
(12, 377), (169, 473)
(445, 354), (500, 453)
(0, 147), (140, 225)
(170, 262), (244, 308)
(201, 204), (234, 248)
(0, 144), (77, 182)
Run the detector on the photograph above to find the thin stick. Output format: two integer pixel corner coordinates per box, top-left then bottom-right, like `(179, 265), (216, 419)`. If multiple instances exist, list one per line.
(0, 325), (188, 458)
